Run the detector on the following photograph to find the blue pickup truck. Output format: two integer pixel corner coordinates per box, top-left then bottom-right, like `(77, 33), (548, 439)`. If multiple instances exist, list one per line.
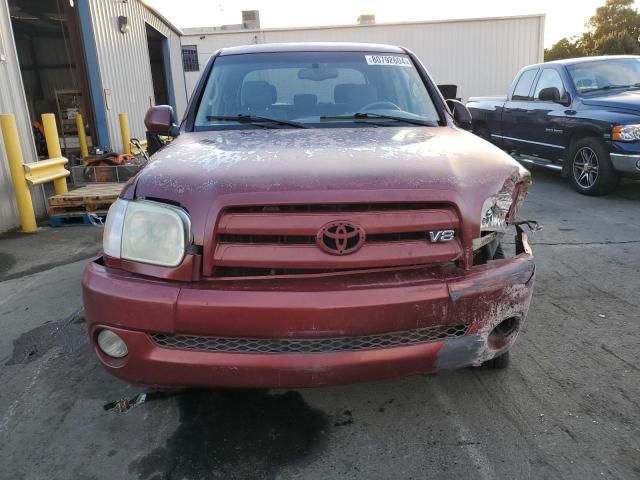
(467, 55), (640, 195)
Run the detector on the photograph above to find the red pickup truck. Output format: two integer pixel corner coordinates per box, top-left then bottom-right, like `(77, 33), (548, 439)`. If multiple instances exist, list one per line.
(82, 43), (535, 388)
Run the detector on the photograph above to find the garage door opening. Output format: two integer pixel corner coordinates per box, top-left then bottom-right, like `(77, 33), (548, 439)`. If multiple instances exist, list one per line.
(8, 0), (95, 158)
(145, 23), (171, 107)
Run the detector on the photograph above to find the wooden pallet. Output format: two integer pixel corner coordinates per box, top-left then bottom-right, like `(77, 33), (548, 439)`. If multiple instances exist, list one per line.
(48, 183), (124, 214)
(49, 211), (108, 227)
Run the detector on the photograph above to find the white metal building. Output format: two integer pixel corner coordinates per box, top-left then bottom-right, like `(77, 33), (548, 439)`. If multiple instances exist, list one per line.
(181, 14), (545, 101)
(0, 0), (188, 233)
(86, 0), (188, 149)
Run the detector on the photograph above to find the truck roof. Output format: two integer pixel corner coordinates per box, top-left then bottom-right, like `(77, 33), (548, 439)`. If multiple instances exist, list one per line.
(218, 42), (406, 56)
(533, 55), (640, 68)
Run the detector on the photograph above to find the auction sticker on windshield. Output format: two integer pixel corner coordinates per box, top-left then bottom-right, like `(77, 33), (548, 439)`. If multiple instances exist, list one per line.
(365, 55), (412, 67)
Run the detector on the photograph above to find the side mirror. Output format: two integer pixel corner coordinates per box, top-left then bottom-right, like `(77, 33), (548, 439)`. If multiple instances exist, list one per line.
(144, 105), (179, 137)
(446, 99), (472, 129)
(538, 87), (561, 103)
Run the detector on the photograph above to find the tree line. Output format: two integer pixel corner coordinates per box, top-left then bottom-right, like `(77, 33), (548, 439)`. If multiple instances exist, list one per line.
(544, 0), (640, 61)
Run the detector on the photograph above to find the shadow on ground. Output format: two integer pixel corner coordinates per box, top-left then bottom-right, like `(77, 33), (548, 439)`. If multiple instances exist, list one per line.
(128, 388), (329, 480)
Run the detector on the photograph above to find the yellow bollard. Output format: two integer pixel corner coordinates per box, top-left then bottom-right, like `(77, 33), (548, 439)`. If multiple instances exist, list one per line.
(0, 114), (37, 232)
(119, 112), (131, 154)
(42, 113), (61, 158)
(75, 112), (89, 159)
(41, 113), (68, 194)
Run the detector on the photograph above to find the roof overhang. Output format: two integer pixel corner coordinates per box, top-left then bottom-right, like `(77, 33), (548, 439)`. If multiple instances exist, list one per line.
(139, 0), (183, 36)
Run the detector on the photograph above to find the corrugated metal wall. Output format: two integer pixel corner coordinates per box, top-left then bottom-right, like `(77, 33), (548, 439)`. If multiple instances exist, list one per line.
(88, 0), (187, 150)
(0, 0), (46, 233)
(183, 15), (544, 102)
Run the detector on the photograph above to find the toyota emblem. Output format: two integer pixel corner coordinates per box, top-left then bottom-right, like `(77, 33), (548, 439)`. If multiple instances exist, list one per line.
(316, 221), (365, 255)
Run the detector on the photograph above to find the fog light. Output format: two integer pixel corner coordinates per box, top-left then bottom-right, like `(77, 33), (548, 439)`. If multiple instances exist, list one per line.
(636, 159), (640, 170)
(97, 329), (128, 358)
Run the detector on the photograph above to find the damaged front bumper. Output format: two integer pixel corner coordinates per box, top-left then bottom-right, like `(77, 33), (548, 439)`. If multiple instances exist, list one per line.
(82, 231), (535, 388)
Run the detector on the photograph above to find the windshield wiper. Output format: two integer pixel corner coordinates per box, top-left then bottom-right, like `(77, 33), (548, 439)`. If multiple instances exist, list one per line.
(320, 112), (438, 127)
(206, 114), (309, 129)
(585, 84), (636, 93)
(616, 82), (640, 90)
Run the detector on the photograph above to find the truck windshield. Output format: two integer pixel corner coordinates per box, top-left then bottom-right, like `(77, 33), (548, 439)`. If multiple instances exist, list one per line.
(568, 58), (640, 94)
(194, 51), (441, 130)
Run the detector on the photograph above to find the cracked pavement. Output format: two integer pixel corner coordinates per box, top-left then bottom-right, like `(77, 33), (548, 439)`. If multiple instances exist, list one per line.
(0, 170), (639, 480)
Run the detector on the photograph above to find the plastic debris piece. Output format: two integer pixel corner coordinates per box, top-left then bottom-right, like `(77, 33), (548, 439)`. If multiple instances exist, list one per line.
(104, 393), (147, 413)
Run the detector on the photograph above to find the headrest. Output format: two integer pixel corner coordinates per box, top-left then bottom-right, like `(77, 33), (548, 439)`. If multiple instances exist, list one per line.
(241, 81), (277, 109)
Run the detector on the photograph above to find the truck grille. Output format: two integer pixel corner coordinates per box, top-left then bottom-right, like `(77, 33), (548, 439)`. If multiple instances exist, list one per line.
(150, 324), (469, 354)
(210, 203), (462, 277)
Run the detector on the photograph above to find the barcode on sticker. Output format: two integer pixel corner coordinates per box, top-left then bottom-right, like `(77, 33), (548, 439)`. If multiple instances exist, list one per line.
(365, 55), (412, 67)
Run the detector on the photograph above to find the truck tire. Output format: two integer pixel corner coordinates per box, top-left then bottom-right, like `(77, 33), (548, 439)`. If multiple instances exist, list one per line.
(474, 124), (491, 142)
(569, 138), (619, 195)
(482, 351), (510, 369)
(473, 241), (504, 265)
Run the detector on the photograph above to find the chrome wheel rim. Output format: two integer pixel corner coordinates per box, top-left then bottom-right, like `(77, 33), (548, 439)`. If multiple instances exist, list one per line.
(573, 147), (599, 188)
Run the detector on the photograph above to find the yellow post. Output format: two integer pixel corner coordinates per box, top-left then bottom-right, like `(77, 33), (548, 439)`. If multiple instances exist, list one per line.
(41, 113), (67, 194)
(75, 112), (89, 158)
(0, 114), (37, 232)
(119, 112), (131, 154)
(42, 113), (61, 158)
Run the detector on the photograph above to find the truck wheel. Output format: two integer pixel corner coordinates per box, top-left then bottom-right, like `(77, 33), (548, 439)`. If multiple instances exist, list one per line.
(474, 124), (491, 142)
(569, 138), (619, 195)
(482, 351), (510, 369)
(473, 241), (504, 265)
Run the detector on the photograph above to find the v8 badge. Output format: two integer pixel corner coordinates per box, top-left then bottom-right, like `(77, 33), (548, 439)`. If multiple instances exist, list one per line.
(429, 230), (455, 243)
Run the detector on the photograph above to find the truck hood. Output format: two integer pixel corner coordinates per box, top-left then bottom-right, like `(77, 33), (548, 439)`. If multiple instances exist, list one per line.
(129, 127), (526, 244)
(581, 90), (640, 113)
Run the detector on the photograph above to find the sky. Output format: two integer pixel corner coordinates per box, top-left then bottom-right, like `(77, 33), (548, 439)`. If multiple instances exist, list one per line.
(147, 0), (639, 48)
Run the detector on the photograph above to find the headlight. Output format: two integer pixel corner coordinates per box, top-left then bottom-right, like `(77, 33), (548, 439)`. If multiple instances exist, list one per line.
(612, 124), (640, 141)
(480, 168), (531, 234)
(480, 192), (514, 232)
(103, 198), (191, 267)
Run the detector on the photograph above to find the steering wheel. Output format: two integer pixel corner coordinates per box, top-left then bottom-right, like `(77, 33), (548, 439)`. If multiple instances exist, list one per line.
(576, 78), (593, 89)
(360, 101), (401, 112)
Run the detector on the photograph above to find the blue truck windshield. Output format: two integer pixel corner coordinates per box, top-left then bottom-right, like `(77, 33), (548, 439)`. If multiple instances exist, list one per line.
(568, 58), (640, 94)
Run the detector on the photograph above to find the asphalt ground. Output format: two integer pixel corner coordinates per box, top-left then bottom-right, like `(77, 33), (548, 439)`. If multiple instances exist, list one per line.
(0, 169), (638, 480)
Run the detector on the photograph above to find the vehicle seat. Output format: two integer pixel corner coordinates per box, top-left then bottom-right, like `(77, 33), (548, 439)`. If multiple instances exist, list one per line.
(292, 94), (318, 118)
(241, 81), (277, 111)
(575, 78), (594, 89)
(334, 84), (378, 112)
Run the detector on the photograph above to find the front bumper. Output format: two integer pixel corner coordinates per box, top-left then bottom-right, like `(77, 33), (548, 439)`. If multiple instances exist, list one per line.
(609, 153), (640, 176)
(82, 235), (535, 388)
(608, 142), (640, 177)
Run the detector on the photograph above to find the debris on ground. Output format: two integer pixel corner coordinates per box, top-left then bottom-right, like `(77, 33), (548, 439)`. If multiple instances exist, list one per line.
(334, 409), (354, 427)
(104, 393), (146, 413)
(103, 390), (183, 413)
